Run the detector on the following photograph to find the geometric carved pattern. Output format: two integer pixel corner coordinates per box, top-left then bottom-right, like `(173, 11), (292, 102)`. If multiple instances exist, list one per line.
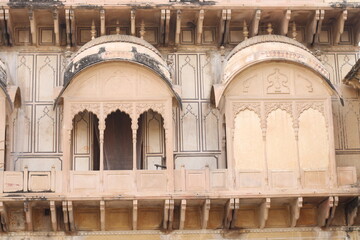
(35, 105), (56, 153)
(36, 55), (57, 102)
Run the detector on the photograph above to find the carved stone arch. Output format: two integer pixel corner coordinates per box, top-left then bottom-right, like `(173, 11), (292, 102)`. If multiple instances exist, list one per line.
(265, 102), (294, 124)
(232, 102), (261, 126)
(103, 103), (134, 122)
(69, 103), (101, 132)
(296, 101), (329, 130)
(135, 103), (167, 129)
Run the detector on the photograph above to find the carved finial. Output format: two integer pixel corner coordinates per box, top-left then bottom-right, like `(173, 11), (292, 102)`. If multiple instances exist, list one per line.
(243, 20), (249, 40)
(91, 20), (96, 40)
(140, 20), (146, 39)
(314, 48), (322, 61)
(267, 23), (273, 35)
(116, 20), (120, 35)
(292, 22), (297, 40)
(220, 45), (225, 56)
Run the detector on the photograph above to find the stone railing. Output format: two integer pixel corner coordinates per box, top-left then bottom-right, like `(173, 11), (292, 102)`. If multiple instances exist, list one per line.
(0, 166), (357, 195)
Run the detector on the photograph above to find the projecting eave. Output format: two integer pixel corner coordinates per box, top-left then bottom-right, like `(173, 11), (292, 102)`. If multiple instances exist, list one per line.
(0, 61), (20, 110)
(343, 58), (360, 89)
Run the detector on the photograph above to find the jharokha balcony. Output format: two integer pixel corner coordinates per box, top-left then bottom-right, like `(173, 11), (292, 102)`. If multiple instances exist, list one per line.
(0, 33), (359, 233)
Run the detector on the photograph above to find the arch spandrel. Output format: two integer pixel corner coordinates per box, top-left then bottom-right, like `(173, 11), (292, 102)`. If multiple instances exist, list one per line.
(224, 62), (330, 98)
(63, 62), (174, 101)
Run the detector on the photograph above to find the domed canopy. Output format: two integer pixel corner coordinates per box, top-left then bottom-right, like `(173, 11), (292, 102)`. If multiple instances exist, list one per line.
(56, 35), (181, 105)
(212, 35), (341, 107)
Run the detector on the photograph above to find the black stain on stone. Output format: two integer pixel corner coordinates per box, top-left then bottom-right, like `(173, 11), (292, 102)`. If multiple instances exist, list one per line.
(8, 0), (63, 8)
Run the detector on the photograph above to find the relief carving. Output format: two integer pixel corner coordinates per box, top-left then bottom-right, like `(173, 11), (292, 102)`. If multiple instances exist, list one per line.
(232, 102), (261, 119)
(296, 101), (328, 129)
(297, 74), (313, 93)
(266, 68), (290, 94)
(296, 102), (325, 117)
(265, 102), (293, 119)
(135, 103), (165, 118)
(70, 103), (101, 119)
(103, 103), (133, 118)
(241, 74), (257, 93)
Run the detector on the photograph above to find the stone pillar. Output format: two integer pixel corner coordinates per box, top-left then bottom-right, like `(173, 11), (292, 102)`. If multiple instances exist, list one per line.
(131, 123), (138, 170)
(99, 122), (105, 171)
(62, 101), (72, 193)
(0, 98), (5, 171)
(165, 101), (174, 192)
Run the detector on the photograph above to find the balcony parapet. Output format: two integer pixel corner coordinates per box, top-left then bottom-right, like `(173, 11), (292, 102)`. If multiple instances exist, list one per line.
(1, 166), (358, 198)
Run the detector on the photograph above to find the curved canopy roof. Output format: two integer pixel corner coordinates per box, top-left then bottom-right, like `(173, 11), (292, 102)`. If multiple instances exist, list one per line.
(56, 35), (181, 106)
(212, 35), (342, 107)
(0, 60), (13, 108)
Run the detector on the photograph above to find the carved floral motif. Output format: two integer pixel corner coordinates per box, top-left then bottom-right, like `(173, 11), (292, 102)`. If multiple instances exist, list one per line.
(70, 103), (101, 118)
(266, 68), (290, 94)
(265, 102), (293, 119)
(103, 103), (133, 118)
(232, 102), (261, 118)
(135, 103), (165, 118)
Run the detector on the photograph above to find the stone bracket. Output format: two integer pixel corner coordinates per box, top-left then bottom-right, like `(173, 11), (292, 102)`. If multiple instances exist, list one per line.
(250, 9), (261, 37)
(28, 9), (37, 45)
(201, 199), (211, 229)
(333, 10), (347, 45)
(318, 196), (338, 227)
(179, 199), (186, 230)
(132, 199), (138, 230)
(100, 200), (105, 231)
(280, 10), (291, 36)
(0, 202), (8, 232)
(24, 201), (33, 231)
(175, 10), (182, 46)
(168, 199), (175, 230)
(346, 196), (360, 226)
(259, 198), (270, 229)
(50, 201), (57, 231)
(290, 197), (303, 227)
(196, 10), (205, 45)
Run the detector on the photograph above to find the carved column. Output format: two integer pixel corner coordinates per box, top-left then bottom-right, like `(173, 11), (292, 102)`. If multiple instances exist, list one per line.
(99, 120), (105, 171)
(0, 99), (5, 171)
(99, 113), (105, 192)
(326, 98), (338, 188)
(293, 102), (302, 188)
(260, 102), (269, 188)
(165, 100), (174, 192)
(62, 101), (72, 193)
(225, 103), (235, 190)
(131, 121), (138, 171)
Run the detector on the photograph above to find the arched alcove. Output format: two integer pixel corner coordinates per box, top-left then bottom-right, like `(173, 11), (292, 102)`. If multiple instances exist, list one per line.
(55, 35), (179, 177)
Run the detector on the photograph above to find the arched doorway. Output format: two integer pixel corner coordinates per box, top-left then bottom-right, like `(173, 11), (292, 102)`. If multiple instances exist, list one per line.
(104, 110), (132, 170)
